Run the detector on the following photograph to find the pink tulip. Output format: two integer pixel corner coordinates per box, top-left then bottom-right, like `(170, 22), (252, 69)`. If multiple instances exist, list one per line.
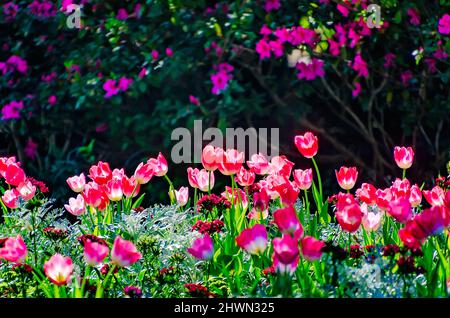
(88, 161), (112, 184)
(0, 156), (17, 177)
(17, 180), (36, 201)
(335, 166), (358, 190)
(273, 206), (304, 239)
(409, 184), (422, 207)
(218, 149), (244, 175)
(105, 179), (123, 201)
(187, 167), (200, 188)
(362, 210), (382, 232)
(336, 192), (358, 212)
(391, 178), (411, 199)
(273, 234), (300, 265)
(66, 173), (86, 193)
(187, 234), (214, 260)
(2, 189), (21, 209)
(44, 254), (74, 286)
(221, 187), (248, 210)
(387, 197), (413, 224)
(236, 167), (255, 187)
(134, 162), (154, 184)
(236, 224), (268, 255)
(336, 203), (362, 233)
(0, 235), (27, 263)
(274, 179), (300, 207)
(201, 145), (222, 171)
(147, 152), (168, 177)
(84, 240), (109, 266)
(64, 194), (86, 216)
(376, 188), (394, 211)
(423, 186), (445, 207)
(247, 153), (270, 175)
(174, 186), (189, 206)
(294, 132), (318, 158)
(393, 146), (414, 169)
(272, 252), (299, 275)
(196, 169), (215, 192)
(355, 183), (377, 205)
(269, 155), (294, 177)
(82, 182), (105, 208)
(111, 236), (142, 267)
(4, 162), (26, 186)
(293, 168), (313, 190)
(300, 236), (325, 261)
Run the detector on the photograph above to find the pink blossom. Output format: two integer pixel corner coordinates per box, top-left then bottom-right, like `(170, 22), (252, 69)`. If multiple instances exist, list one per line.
(438, 14), (450, 35)
(351, 54), (369, 78)
(289, 27), (316, 47)
(296, 58), (325, 80)
(151, 50), (159, 60)
(165, 48), (174, 57)
(118, 77), (133, 91)
(3, 2), (19, 20)
(407, 8), (420, 26)
(138, 68), (147, 78)
(264, 0), (280, 12)
(48, 95), (57, 105)
(117, 8), (128, 20)
(352, 82), (361, 98)
(103, 79), (119, 98)
(269, 40), (284, 57)
(337, 3), (349, 17)
(260, 25), (272, 36)
(348, 28), (360, 48)
(1, 100), (23, 120)
(274, 27), (290, 43)
(256, 39), (271, 59)
(24, 139), (38, 160)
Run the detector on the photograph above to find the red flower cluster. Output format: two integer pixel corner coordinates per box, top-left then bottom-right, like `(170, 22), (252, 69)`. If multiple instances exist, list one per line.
(192, 220), (225, 235)
(184, 283), (216, 298)
(196, 194), (231, 214)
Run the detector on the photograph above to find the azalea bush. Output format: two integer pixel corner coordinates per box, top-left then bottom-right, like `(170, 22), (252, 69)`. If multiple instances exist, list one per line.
(0, 133), (449, 298)
(0, 0), (449, 200)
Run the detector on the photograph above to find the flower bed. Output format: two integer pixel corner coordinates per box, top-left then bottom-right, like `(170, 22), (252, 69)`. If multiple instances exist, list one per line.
(0, 132), (449, 298)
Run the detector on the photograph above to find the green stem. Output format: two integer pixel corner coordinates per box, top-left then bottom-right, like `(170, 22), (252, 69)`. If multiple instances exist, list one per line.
(402, 169), (406, 180)
(311, 157), (323, 200)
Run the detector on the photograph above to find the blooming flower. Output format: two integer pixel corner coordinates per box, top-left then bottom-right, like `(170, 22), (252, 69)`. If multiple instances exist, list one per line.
(438, 13), (450, 35)
(187, 234), (214, 260)
(294, 132), (318, 158)
(219, 149), (244, 175)
(1, 100), (24, 120)
(273, 206), (304, 238)
(387, 197), (413, 224)
(264, 0), (280, 12)
(356, 183), (377, 205)
(66, 173), (86, 193)
(147, 152), (168, 177)
(111, 236), (142, 267)
(236, 224), (268, 255)
(5, 162), (26, 186)
(256, 39), (271, 60)
(201, 145), (222, 171)
(2, 189), (20, 209)
(105, 179), (123, 201)
(362, 210), (382, 232)
(296, 58), (325, 80)
(335, 166), (358, 190)
(64, 194), (86, 216)
(394, 146), (414, 169)
(269, 155), (294, 177)
(409, 184), (422, 207)
(351, 54), (369, 78)
(236, 167), (255, 187)
(247, 153), (270, 175)
(84, 239), (109, 266)
(300, 236), (325, 261)
(293, 169), (313, 190)
(0, 235), (27, 263)
(273, 234), (300, 266)
(44, 254), (73, 286)
(88, 161), (112, 184)
(17, 180), (36, 201)
(134, 162), (154, 184)
(407, 8), (420, 25)
(336, 203), (362, 233)
(423, 186), (445, 207)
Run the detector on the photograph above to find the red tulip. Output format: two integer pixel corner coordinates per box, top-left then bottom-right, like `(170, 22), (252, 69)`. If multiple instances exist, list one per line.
(294, 132), (318, 158)
(44, 254), (74, 286)
(105, 179), (123, 201)
(88, 161), (112, 184)
(387, 197), (413, 224)
(236, 167), (255, 187)
(2, 189), (21, 209)
(398, 225), (422, 249)
(273, 206), (304, 239)
(219, 149), (244, 175)
(336, 192), (358, 212)
(394, 146), (414, 169)
(300, 236), (325, 261)
(335, 166), (358, 190)
(111, 236), (142, 267)
(273, 234), (300, 265)
(293, 168), (313, 190)
(247, 153), (270, 175)
(147, 152), (168, 177)
(64, 194), (85, 216)
(391, 178), (411, 199)
(0, 156), (17, 177)
(17, 180), (36, 201)
(409, 184), (422, 207)
(414, 206), (450, 237)
(423, 186), (445, 207)
(336, 203), (362, 233)
(84, 239), (109, 266)
(187, 234), (214, 260)
(201, 145), (222, 171)
(376, 188), (394, 210)
(274, 179), (300, 207)
(0, 235), (27, 263)
(355, 183), (377, 205)
(236, 224), (268, 255)
(272, 252), (299, 275)
(66, 173), (86, 193)
(82, 182), (105, 208)
(269, 155), (294, 177)
(134, 162), (154, 184)
(4, 162), (26, 186)
(122, 176), (140, 198)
